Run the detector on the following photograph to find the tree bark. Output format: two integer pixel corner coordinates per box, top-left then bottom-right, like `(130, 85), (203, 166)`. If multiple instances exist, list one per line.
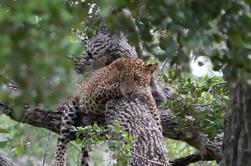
(224, 80), (251, 166)
(0, 151), (15, 166)
(105, 94), (170, 166)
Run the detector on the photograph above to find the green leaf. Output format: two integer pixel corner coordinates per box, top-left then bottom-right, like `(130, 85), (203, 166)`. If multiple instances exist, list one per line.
(201, 92), (213, 101)
(244, 0), (251, 5)
(0, 128), (9, 134)
(124, 143), (131, 153)
(92, 123), (100, 131)
(13, 145), (23, 155)
(75, 138), (82, 144)
(0, 141), (8, 148)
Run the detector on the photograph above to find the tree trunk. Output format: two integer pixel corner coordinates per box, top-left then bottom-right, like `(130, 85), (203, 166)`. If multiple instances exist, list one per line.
(224, 80), (251, 166)
(105, 94), (170, 166)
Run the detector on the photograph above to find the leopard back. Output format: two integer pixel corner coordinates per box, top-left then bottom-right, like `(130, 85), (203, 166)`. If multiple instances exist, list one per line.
(73, 57), (157, 114)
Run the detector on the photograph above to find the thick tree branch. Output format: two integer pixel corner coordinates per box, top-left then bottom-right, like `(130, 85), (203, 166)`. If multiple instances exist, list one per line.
(74, 30), (137, 73)
(0, 100), (222, 162)
(170, 153), (215, 166)
(105, 94), (170, 165)
(0, 151), (15, 166)
(0, 102), (104, 135)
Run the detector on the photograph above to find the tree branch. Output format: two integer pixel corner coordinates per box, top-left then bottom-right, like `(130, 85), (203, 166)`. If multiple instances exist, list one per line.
(0, 151), (15, 166)
(170, 153), (215, 166)
(74, 30), (137, 73)
(0, 100), (222, 162)
(207, 81), (227, 93)
(105, 94), (170, 165)
(0, 102), (104, 135)
(120, 9), (144, 58)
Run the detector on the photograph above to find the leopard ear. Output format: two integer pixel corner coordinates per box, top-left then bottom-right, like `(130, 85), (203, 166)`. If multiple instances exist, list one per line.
(113, 59), (125, 71)
(146, 63), (158, 74)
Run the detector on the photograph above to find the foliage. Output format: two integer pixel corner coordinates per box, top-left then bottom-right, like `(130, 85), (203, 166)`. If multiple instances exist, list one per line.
(163, 69), (227, 138)
(0, 0), (82, 109)
(0, 115), (112, 165)
(0, 115), (56, 164)
(79, 0), (251, 80)
(1, 0), (249, 109)
(73, 121), (133, 166)
(165, 138), (216, 166)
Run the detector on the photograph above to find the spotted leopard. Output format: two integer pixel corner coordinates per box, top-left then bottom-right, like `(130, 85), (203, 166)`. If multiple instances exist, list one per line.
(51, 57), (161, 166)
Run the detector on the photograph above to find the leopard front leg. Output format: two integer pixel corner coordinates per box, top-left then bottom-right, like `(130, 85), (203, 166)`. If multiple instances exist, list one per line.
(51, 99), (78, 166)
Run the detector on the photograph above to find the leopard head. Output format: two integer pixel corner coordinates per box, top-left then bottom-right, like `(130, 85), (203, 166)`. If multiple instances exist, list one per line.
(113, 58), (157, 97)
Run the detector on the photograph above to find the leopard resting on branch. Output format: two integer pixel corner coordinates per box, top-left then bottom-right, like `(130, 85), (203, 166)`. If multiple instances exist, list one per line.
(51, 57), (163, 166)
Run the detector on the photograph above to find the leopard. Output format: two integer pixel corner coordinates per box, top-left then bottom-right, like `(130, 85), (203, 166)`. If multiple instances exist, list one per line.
(51, 57), (161, 166)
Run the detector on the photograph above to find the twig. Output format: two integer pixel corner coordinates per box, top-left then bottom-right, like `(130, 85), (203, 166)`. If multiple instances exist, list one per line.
(69, 142), (81, 152)
(121, 9), (144, 58)
(207, 81), (227, 93)
(191, 101), (214, 108)
(42, 131), (51, 166)
(160, 57), (170, 77)
(68, 142), (82, 165)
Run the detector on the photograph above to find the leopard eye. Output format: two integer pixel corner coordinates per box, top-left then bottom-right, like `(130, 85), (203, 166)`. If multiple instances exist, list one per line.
(133, 73), (141, 82)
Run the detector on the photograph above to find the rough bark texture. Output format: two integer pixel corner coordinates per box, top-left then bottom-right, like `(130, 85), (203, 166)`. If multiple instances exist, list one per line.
(0, 27), (223, 165)
(0, 151), (15, 166)
(224, 80), (251, 166)
(74, 29), (137, 74)
(105, 94), (170, 166)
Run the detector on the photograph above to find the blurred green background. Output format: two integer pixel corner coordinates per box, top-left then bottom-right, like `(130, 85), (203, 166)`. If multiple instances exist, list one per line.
(1, 0), (250, 165)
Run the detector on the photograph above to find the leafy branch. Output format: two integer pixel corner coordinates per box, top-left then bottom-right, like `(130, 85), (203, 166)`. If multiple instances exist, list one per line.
(164, 72), (227, 138)
(73, 121), (133, 166)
